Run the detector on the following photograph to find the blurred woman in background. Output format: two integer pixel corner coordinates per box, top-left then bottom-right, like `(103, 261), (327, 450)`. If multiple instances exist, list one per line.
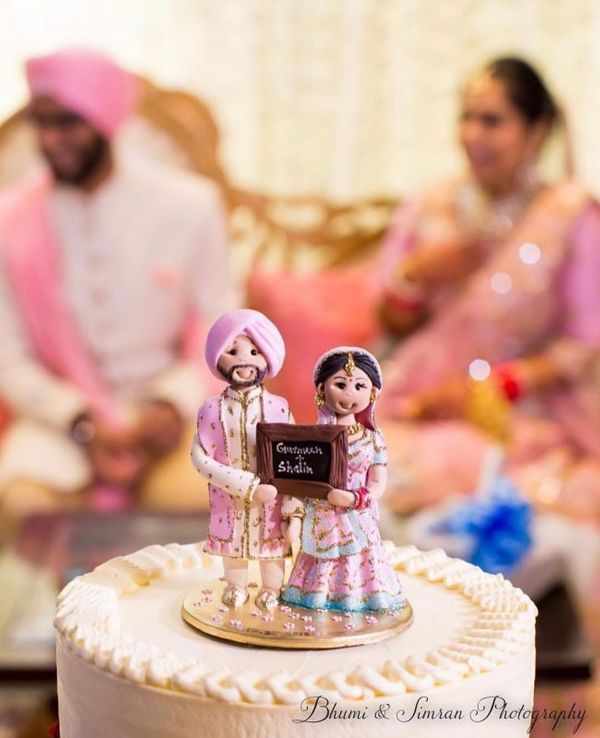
(379, 57), (600, 518)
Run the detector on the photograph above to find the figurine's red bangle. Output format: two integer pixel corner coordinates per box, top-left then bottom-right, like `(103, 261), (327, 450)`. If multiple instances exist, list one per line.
(492, 364), (522, 402)
(355, 487), (372, 510)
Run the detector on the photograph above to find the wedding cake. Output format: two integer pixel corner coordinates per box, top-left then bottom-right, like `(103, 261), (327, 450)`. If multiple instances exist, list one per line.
(55, 541), (536, 737)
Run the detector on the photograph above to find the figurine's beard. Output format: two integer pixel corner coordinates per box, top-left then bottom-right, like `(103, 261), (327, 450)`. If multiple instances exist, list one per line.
(220, 364), (267, 389)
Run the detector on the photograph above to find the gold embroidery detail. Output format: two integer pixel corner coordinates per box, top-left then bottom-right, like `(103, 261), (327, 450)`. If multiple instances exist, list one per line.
(239, 392), (251, 472)
(241, 496), (251, 559)
(347, 421), (364, 437)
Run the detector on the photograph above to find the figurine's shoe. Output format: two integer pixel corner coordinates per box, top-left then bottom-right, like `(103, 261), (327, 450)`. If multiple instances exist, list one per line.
(255, 588), (280, 611)
(221, 584), (249, 608)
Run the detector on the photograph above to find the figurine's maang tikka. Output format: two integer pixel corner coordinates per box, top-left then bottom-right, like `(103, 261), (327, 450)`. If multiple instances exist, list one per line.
(344, 352), (356, 377)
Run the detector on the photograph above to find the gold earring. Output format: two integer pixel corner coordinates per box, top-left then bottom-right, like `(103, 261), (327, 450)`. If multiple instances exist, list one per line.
(315, 388), (325, 408)
(370, 388), (377, 402)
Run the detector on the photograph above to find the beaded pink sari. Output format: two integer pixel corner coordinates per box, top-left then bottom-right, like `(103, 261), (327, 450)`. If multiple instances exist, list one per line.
(379, 179), (600, 515)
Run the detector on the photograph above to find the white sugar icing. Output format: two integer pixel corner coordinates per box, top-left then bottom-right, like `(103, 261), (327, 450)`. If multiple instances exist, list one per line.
(56, 542), (537, 738)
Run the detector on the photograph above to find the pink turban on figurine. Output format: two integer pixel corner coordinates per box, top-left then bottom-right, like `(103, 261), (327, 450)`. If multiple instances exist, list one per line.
(205, 309), (285, 379)
(25, 48), (138, 137)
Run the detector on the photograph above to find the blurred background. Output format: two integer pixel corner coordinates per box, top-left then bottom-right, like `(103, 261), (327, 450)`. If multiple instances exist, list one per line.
(0, 1), (598, 736)
(3, 0), (600, 198)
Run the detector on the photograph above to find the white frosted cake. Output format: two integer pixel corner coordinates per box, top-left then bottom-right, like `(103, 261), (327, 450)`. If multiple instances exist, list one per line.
(55, 542), (537, 737)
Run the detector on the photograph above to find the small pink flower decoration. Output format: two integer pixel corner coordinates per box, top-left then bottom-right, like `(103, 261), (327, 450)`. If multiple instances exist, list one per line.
(343, 612), (353, 619)
(304, 625), (316, 633)
(251, 610), (261, 618)
(262, 614), (274, 623)
(365, 615), (378, 624)
(344, 623), (355, 631)
(202, 589), (212, 595)
(218, 606), (228, 613)
(229, 619), (244, 630)
(288, 612), (299, 620)
(211, 614), (222, 623)
(193, 595), (213, 606)
(301, 614), (312, 622)
(332, 615), (343, 622)
(279, 605), (291, 613)
(283, 622), (295, 630)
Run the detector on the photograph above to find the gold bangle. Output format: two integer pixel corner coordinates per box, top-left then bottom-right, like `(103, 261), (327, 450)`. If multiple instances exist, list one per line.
(464, 378), (513, 444)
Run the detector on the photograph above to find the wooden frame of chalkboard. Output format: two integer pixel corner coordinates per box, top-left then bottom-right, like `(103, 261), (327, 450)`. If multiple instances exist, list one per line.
(256, 423), (348, 499)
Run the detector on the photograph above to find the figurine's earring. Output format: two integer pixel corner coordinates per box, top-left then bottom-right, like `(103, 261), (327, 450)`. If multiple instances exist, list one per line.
(370, 388), (378, 402)
(315, 388), (325, 408)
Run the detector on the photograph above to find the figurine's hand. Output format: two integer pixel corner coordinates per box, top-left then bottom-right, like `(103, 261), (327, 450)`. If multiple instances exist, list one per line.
(327, 488), (355, 508)
(253, 483), (278, 503)
(283, 517), (302, 545)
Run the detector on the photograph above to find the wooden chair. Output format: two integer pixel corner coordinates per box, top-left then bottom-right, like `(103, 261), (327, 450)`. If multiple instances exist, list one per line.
(0, 78), (395, 268)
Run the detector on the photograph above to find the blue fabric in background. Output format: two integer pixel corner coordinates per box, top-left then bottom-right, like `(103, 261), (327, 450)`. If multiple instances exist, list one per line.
(432, 477), (533, 574)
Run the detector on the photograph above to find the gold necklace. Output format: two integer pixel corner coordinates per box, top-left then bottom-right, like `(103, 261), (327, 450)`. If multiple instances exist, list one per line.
(346, 422), (364, 436)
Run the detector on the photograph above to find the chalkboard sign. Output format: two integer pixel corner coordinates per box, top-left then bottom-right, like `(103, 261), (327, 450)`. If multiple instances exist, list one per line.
(256, 423), (347, 499)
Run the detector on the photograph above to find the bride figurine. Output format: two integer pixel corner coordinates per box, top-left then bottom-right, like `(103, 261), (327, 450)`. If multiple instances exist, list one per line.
(281, 347), (408, 612)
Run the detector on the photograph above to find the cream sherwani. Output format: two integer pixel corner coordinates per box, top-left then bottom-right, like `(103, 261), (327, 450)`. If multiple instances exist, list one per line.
(192, 385), (300, 559)
(192, 386), (268, 501)
(0, 155), (235, 492)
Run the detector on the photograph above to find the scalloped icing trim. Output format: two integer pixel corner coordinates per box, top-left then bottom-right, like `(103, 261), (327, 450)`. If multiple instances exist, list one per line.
(55, 542), (537, 705)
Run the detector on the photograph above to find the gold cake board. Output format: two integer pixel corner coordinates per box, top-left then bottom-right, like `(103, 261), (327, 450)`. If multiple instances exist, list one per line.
(181, 579), (413, 649)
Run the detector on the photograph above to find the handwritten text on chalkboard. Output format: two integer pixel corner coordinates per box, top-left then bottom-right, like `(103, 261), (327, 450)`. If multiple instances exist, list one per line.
(272, 441), (331, 482)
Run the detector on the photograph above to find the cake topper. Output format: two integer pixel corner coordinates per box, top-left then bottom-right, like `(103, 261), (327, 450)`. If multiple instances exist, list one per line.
(185, 336), (412, 647)
(191, 309), (298, 611)
(281, 346), (409, 612)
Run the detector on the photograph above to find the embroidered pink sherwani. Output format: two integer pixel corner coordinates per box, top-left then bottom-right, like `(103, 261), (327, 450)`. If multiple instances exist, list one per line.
(192, 384), (296, 560)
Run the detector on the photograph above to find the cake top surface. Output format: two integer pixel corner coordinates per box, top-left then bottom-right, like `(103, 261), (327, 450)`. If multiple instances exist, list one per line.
(55, 542), (537, 705)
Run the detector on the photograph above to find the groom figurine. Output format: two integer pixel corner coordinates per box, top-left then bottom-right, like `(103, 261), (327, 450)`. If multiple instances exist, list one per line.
(192, 309), (299, 609)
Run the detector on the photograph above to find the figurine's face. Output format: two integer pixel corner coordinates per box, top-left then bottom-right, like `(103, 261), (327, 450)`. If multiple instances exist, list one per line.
(320, 367), (377, 417)
(217, 334), (268, 389)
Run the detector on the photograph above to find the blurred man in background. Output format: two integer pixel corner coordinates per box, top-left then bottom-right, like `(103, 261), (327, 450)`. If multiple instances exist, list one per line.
(0, 48), (235, 528)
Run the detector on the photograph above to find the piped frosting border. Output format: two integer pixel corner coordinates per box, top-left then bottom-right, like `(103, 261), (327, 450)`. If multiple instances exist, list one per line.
(55, 542), (537, 705)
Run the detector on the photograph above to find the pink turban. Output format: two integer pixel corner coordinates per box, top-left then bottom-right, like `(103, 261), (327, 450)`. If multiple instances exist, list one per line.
(25, 48), (138, 137)
(205, 309), (285, 379)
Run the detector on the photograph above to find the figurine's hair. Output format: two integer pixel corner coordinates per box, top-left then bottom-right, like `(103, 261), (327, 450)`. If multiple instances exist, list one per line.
(314, 352), (381, 389)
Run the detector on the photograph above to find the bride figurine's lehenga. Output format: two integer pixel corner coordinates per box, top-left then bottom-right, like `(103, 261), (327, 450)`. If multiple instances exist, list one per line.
(281, 347), (407, 612)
